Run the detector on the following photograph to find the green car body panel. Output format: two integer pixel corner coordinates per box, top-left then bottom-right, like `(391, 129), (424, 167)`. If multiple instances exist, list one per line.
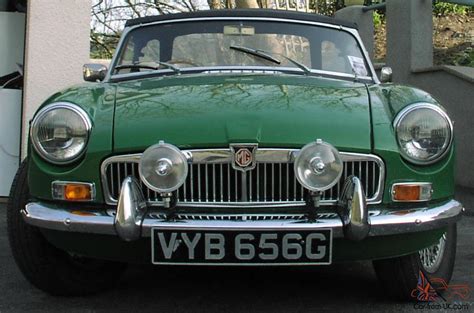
(112, 75), (371, 152)
(28, 74), (455, 208)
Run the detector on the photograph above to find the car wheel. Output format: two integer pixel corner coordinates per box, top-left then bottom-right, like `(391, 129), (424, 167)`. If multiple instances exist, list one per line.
(6, 160), (126, 296)
(372, 224), (457, 300)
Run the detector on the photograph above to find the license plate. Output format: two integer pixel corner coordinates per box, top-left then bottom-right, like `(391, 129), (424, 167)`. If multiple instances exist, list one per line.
(151, 229), (332, 265)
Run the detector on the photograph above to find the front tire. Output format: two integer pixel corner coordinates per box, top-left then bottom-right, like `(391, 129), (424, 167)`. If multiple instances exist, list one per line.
(373, 224), (457, 301)
(6, 160), (126, 296)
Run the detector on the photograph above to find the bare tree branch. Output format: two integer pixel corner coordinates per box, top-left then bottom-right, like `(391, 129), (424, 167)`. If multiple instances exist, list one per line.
(125, 0), (142, 17)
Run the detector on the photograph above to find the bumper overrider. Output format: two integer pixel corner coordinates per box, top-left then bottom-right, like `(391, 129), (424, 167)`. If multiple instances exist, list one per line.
(22, 176), (463, 242)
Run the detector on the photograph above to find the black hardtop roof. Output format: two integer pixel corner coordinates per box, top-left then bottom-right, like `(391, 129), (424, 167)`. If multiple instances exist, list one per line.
(124, 9), (357, 29)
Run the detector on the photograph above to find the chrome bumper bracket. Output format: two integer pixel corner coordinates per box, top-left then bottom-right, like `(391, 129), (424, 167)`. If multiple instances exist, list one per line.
(338, 176), (370, 241)
(114, 176), (147, 241)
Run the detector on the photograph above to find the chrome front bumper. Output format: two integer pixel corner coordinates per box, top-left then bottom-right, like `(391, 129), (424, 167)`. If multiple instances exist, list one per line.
(22, 176), (463, 242)
(22, 199), (463, 242)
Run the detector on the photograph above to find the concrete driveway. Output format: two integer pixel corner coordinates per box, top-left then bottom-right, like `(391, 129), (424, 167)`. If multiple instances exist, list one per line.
(0, 189), (473, 313)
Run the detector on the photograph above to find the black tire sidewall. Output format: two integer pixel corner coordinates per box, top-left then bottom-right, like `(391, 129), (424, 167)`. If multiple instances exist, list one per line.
(419, 223), (457, 292)
(373, 223), (457, 300)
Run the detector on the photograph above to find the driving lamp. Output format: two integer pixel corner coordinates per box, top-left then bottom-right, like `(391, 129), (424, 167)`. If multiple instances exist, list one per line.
(394, 103), (453, 165)
(30, 102), (92, 164)
(294, 139), (343, 192)
(139, 141), (188, 193)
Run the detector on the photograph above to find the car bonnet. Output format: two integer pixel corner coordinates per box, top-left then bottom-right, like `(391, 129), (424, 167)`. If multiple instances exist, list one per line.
(112, 73), (372, 153)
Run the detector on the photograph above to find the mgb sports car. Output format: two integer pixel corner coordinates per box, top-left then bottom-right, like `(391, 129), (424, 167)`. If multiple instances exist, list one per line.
(7, 9), (463, 299)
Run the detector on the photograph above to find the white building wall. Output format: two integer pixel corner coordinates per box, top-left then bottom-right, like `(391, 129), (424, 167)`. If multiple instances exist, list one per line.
(22, 0), (90, 156)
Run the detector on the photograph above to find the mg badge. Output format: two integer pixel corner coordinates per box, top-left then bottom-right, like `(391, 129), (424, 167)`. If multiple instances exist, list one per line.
(236, 149), (252, 167)
(230, 144), (257, 172)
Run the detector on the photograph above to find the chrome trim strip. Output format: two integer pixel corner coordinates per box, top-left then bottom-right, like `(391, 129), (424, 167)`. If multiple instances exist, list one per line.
(22, 199), (463, 238)
(110, 66), (374, 83)
(164, 202), (302, 208)
(146, 211), (383, 221)
(105, 16), (378, 83)
(100, 150), (385, 207)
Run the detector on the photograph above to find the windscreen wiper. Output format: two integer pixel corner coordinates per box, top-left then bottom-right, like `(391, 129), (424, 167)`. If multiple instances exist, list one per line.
(114, 61), (181, 74)
(230, 45), (312, 75)
(230, 45), (281, 65)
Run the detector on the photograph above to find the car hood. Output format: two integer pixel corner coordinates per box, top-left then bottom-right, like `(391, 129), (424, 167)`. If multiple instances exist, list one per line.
(113, 74), (371, 153)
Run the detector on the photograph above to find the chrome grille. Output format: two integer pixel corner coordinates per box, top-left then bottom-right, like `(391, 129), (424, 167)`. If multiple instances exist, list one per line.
(102, 150), (384, 207)
(145, 211), (382, 221)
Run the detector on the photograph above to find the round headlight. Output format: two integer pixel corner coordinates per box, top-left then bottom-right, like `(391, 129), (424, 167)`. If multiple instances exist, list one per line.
(294, 140), (343, 192)
(30, 102), (92, 164)
(139, 141), (188, 193)
(394, 103), (453, 165)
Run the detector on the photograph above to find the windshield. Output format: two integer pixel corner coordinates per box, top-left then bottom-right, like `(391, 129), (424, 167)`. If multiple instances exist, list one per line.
(114, 20), (370, 78)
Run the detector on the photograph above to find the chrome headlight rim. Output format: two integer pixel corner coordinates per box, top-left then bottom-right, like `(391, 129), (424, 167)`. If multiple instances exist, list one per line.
(30, 102), (92, 165)
(394, 102), (453, 166)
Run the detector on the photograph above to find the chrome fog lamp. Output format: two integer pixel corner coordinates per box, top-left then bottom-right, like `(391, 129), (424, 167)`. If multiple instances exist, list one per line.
(294, 139), (343, 192)
(139, 141), (188, 193)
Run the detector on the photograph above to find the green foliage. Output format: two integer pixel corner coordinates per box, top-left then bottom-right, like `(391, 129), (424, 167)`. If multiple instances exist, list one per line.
(433, 2), (469, 15)
(455, 48), (474, 66)
(467, 51), (474, 67)
(373, 10), (384, 27)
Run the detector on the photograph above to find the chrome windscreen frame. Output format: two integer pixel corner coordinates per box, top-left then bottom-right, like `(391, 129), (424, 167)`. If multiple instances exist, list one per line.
(100, 149), (385, 207)
(104, 16), (379, 84)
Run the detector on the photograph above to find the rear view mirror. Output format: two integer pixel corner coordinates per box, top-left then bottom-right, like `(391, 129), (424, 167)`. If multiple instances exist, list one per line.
(380, 67), (393, 83)
(223, 25), (255, 36)
(83, 63), (107, 82)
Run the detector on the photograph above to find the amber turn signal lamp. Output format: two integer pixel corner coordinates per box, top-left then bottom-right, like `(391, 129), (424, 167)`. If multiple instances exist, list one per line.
(391, 183), (432, 202)
(52, 182), (95, 202)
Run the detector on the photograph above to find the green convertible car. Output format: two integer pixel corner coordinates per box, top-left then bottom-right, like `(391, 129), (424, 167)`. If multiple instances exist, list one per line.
(7, 10), (463, 298)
